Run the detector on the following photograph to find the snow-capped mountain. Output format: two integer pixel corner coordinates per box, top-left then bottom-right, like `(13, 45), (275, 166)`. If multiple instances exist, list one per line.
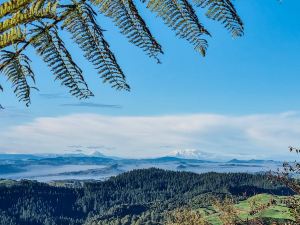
(87, 151), (107, 157)
(168, 149), (216, 160)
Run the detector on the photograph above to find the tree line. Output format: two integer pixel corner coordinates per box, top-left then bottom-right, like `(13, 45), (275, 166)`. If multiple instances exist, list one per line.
(0, 168), (292, 225)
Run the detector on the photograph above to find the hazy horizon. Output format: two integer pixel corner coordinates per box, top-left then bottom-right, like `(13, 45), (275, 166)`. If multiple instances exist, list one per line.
(1, 0), (300, 161)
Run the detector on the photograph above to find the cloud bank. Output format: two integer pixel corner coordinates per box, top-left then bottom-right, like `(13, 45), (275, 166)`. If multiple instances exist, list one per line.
(1, 112), (300, 160)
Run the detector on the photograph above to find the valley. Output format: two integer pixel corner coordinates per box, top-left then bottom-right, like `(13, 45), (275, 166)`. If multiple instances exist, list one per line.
(0, 153), (281, 182)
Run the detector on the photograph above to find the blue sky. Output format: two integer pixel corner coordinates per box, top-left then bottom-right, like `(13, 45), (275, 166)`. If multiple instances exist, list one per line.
(0, 0), (300, 159)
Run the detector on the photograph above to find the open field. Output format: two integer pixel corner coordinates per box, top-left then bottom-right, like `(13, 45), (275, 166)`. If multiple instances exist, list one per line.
(199, 194), (294, 225)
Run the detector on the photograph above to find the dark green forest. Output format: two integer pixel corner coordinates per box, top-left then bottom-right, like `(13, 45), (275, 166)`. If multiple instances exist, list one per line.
(0, 168), (293, 225)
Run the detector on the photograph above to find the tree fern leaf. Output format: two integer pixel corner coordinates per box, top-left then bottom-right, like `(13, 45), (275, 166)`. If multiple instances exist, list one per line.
(144, 0), (209, 56)
(0, 50), (35, 106)
(194, 0), (244, 37)
(31, 24), (94, 99)
(62, 2), (130, 91)
(0, 83), (3, 109)
(0, 1), (57, 33)
(0, 27), (25, 49)
(91, 0), (163, 62)
(0, 0), (34, 18)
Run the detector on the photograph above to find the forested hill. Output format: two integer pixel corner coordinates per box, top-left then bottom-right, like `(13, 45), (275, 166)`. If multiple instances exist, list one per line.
(0, 168), (292, 225)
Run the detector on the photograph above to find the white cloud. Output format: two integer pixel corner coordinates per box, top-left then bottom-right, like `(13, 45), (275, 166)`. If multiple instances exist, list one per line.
(0, 112), (300, 160)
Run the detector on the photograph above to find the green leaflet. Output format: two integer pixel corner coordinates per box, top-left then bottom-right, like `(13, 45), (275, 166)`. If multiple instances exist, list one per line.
(0, 0), (35, 18)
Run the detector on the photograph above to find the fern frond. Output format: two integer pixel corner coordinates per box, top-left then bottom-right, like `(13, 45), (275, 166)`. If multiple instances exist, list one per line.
(63, 2), (130, 91)
(194, 0), (243, 37)
(0, 50), (36, 106)
(0, 0), (244, 107)
(31, 24), (94, 99)
(0, 27), (25, 49)
(91, 0), (163, 62)
(0, 1), (57, 33)
(0, 83), (3, 109)
(145, 0), (210, 56)
(0, 0), (34, 18)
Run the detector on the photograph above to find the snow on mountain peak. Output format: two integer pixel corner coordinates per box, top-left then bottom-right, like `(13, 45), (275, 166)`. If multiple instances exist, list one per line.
(168, 149), (215, 160)
(88, 151), (106, 157)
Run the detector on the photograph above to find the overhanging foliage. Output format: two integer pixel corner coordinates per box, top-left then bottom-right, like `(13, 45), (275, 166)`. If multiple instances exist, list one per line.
(0, 0), (243, 107)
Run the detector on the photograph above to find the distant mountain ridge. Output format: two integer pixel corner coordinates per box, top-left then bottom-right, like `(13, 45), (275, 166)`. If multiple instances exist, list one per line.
(0, 152), (282, 181)
(0, 154), (42, 160)
(0, 152), (280, 163)
(228, 159), (278, 164)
